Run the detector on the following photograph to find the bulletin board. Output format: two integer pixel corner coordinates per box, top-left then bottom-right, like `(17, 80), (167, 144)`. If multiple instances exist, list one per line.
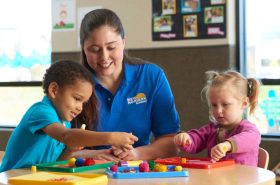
(152, 0), (227, 41)
(52, 0), (235, 52)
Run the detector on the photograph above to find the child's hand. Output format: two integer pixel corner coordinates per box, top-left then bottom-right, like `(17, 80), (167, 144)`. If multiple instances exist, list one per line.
(211, 141), (231, 162)
(174, 132), (192, 146)
(111, 132), (138, 151)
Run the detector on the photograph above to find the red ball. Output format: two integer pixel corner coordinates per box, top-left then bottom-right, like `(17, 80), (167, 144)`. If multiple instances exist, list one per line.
(110, 165), (118, 172)
(139, 161), (150, 172)
(84, 158), (95, 166)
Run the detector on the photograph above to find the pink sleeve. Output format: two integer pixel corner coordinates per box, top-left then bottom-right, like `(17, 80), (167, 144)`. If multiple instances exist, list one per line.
(228, 121), (261, 153)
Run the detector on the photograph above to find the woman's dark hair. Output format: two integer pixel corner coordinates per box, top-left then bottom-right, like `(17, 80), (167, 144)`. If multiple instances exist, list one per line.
(79, 8), (147, 72)
(42, 60), (98, 129)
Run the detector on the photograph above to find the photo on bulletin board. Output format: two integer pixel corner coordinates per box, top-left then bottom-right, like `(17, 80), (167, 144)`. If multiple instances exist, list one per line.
(162, 0), (176, 15)
(211, 0), (226, 5)
(181, 0), (201, 13)
(153, 16), (173, 32)
(204, 6), (224, 24)
(183, 15), (198, 37)
(152, 0), (226, 41)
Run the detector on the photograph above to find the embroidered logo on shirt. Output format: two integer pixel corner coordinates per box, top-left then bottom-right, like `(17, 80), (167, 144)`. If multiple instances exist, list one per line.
(127, 93), (147, 105)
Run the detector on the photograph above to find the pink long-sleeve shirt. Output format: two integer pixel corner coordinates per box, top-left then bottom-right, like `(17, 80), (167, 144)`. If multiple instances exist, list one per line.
(182, 120), (261, 166)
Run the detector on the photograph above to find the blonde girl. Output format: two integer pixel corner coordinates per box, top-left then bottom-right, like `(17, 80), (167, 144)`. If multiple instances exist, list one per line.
(174, 70), (261, 166)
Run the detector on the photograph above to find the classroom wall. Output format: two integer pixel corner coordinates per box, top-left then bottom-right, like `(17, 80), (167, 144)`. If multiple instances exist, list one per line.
(53, 0), (235, 52)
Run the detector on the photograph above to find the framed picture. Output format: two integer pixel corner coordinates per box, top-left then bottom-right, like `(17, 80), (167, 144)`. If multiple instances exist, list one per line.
(183, 15), (198, 37)
(204, 6), (224, 24)
(153, 16), (172, 32)
(181, 0), (201, 13)
(162, 0), (176, 15)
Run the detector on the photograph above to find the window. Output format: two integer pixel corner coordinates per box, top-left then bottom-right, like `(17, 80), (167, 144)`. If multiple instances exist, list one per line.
(239, 0), (280, 136)
(0, 0), (51, 127)
(0, 85), (44, 127)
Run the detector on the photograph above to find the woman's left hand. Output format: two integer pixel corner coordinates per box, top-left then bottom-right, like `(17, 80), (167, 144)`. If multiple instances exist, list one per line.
(111, 146), (139, 160)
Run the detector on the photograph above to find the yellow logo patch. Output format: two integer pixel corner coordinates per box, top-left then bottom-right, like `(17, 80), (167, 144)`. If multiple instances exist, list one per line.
(127, 93), (147, 105)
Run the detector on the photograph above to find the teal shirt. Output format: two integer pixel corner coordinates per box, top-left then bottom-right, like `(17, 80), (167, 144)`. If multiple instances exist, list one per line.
(0, 96), (70, 172)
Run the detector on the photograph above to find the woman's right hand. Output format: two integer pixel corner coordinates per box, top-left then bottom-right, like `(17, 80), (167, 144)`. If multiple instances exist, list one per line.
(111, 132), (138, 151)
(174, 132), (192, 146)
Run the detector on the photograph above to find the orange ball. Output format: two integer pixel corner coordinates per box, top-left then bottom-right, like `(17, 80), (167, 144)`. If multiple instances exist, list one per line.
(68, 158), (76, 167)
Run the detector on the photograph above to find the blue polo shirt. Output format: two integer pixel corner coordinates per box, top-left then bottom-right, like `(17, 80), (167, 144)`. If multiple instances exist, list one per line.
(94, 63), (180, 148)
(0, 96), (69, 172)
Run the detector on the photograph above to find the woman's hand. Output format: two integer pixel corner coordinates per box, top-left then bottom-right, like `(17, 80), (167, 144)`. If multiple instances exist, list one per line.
(71, 149), (120, 162)
(58, 146), (83, 160)
(111, 146), (139, 160)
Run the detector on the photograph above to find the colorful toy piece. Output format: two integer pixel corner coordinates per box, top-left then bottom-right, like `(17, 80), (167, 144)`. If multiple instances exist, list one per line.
(75, 158), (85, 167)
(35, 159), (114, 173)
(148, 160), (156, 171)
(31, 165), (37, 173)
(106, 165), (189, 179)
(139, 161), (150, 172)
(68, 158), (76, 167)
(110, 165), (118, 172)
(118, 160), (128, 167)
(84, 158), (95, 166)
(154, 164), (168, 172)
(174, 165), (183, 171)
(155, 157), (235, 169)
(181, 158), (187, 164)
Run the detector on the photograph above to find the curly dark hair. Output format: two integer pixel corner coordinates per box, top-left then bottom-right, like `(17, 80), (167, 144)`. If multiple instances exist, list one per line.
(42, 60), (98, 129)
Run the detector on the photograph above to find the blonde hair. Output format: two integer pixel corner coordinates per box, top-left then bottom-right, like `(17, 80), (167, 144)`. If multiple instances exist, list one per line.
(201, 70), (261, 115)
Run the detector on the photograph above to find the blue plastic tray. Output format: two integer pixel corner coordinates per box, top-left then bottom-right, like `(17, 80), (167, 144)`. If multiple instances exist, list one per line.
(106, 166), (189, 179)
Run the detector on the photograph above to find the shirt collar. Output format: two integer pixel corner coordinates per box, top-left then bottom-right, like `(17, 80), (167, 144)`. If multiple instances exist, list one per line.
(42, 95), (54, 107)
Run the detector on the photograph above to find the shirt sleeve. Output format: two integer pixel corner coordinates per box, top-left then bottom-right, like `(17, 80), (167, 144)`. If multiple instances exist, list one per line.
(182, 123), (214, 153)
(27, 103), (61, 134)
(226, 121), (261, 153)
(150, 67), (180, 138)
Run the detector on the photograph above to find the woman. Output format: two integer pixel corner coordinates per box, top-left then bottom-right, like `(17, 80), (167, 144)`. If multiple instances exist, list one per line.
(72, 8), (180, 161)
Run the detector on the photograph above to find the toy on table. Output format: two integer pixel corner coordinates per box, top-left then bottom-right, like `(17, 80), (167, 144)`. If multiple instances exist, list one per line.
(8, 172), (107, 185)
(117, 160), (128, 167)
(106, 160), (188, 179)
(115, 160), (143, 167)
(80, 124), (86, 130)
(35, 158), (114, 173)
(155, 157), (235, 169)
(31, 165), (37, 173)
